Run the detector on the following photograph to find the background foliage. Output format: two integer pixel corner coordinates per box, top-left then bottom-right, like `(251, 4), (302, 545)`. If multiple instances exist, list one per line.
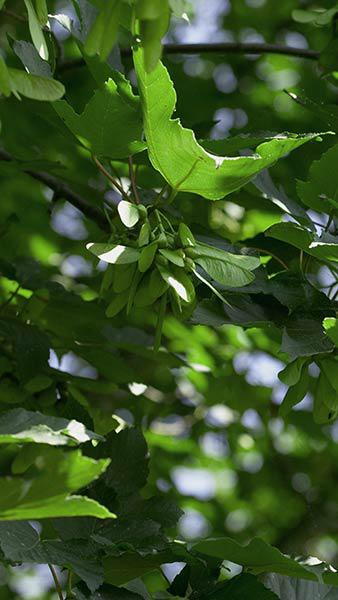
(0, 0), (338, 598)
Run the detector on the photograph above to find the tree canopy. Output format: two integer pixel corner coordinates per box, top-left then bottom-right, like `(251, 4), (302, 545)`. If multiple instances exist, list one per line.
(0, 1), (338, 599)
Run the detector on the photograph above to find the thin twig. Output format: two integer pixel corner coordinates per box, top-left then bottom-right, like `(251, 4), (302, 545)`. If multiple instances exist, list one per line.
(92, 155), (130, 201)
(251, 247), (289, 270)
(0, 149), (109, 231)
(48, 564), (64, 600)
(128, 156), (141, 204)
(58, 42), (319, 72)
(2, 9), (27, 23)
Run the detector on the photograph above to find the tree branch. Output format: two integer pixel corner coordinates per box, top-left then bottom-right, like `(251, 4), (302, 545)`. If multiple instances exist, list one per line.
(59, 42), (319, 72)
(0, 149), (109, 231)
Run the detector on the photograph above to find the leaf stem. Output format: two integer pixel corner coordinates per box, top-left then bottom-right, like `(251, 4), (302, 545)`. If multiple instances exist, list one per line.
(128, 156), (141, 204)
(48, 564), (64, 600)
(92, 155), (130, 201)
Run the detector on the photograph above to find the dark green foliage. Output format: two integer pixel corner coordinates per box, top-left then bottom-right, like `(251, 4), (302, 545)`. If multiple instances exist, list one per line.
(0, 1), (338, 599)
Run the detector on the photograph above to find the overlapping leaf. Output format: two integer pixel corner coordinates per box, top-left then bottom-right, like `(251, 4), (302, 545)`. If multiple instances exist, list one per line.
(134, 48), (322, 200)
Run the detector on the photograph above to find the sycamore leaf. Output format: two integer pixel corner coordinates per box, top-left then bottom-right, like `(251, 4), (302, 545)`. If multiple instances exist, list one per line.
(0, 521), (103, 592)
(281, 318), (334, 359)
(323, 318), (338, 347)
(193, 537), (338, 585)
(86, 243), (140, 264)
(279, 367), (309, 417)
(264, 572), (338, 600)
(266, 222), (338, 262)
(297, 143), (338, 214)
(8, 68), (65, 101)
(0, 448), (114, 520)
(118, 201), (140, 228)
(0, 408), (102, 446)
(23, 0), (48, 60)
(134, 48), (322, 200)
(84, 1), (121, 61)
(157, 265), (195, 303)
(134, 268), (168, 306)
(278, 358), (308, 386)
(209, 574), (278, 599)
(54, 78), (145, 158)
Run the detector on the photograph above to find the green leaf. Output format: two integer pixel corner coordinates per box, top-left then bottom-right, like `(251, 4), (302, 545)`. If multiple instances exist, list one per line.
(101, 428), (149, 495)
(207, 574), (278, 599)
(118, 201), (140, 228)
(8, 68), (65, 101)
(0, 408), (102, 445)
(138, 222), (151, 246)
(134, 48), (321, 200)
(0, 448), (114, 520)
(138, 243), (158, 273)
(54, 78), (145, 158)
(104, 551), (175, 585)
(320, 358), (338, 393)
(106, 290), (129, 318)
(13, 40), (52, 77)
(179, 223), (195, 247)
(264, 572), (338, 600)
(0, 522), (103, 591)
(138, 0), (170, 72)
(193, 537), (338, 584)
(0, 56), (11, 97)
(23, 0), (48, 60)
(279, 367), (310, 417)
(278, 358), (308, 385)
(297, 144), (338, 214)
(313, 373), (338, 424)
(112, 263), (136, 293)
(84, 1), (121, 61)
(134, 268), (168, 306)
(159, 249), (185, 267)
(266, 222), (338, 262)
(281, 318), (334, 359)
(158, 265), (195, 303)
(86, 243), (140, 264)
(323, 317), (338, 347)
(35, 0), (48, 25)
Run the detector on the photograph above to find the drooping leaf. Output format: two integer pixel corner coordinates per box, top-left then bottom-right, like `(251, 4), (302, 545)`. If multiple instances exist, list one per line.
(264, 572), (338, 599)
(86, 243), (140, 264)
(279, 367), (310, 417)
(84, 0), (122, 61)
(157, 265), (195, 303)
(118, 201), (140, 228)
(323, 318), (338, 347)
(101, 428), (149, 495)
(23, 0), (48, 60)
(12, 40), (52, 77)
(281, 318), (334, 359)
(133, 48), (322, 200)
(204, 574), (278, 599)
(8, 68), (65, 101)
(54, 78), (145, 158)
(193, 537), (338, 585)
(297, 144), (338, 214)
(0, 521), (103, 591)
(138, 243), (158, 272)
(0, 448), (114, 520)
(266, 222), (338, 262)
(278, 358), (308, 386)
(0, 408), (102, 446)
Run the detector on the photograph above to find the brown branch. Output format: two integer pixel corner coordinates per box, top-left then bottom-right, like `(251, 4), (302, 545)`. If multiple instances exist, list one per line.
(58, 42), (319, 72)
(92, 155), (130, 201)
(0, 149), (109, 231)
